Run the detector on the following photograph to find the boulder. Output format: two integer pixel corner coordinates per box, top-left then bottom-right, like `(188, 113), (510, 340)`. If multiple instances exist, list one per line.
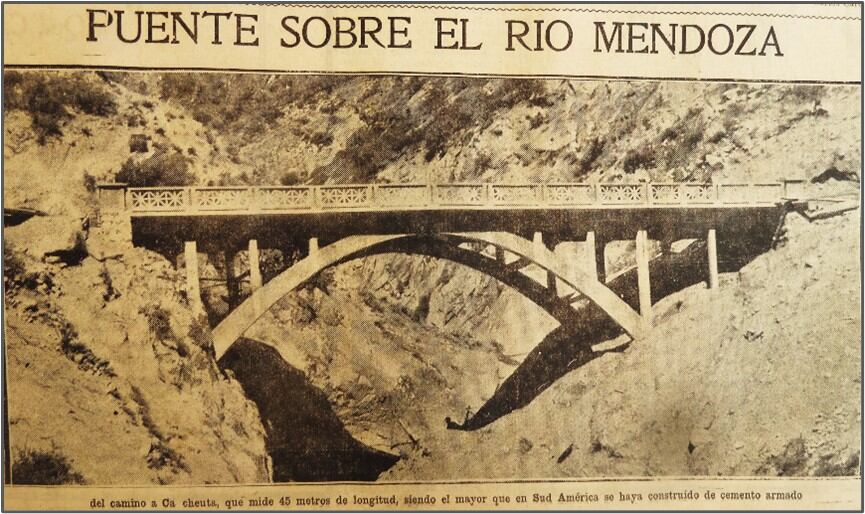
(6, 215), (88, 263)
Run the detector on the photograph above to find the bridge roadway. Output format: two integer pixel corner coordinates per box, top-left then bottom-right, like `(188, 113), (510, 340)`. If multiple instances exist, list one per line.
(98, 181), (800, 253)
(97, 180), (801, 355)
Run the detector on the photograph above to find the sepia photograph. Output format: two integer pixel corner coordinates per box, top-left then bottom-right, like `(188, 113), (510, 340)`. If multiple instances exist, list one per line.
(0, 2), (861, 511)
(4, 70), (860, 486)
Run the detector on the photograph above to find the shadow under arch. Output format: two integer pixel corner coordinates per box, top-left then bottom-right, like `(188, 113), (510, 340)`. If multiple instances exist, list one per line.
(211, 232), (645, 360)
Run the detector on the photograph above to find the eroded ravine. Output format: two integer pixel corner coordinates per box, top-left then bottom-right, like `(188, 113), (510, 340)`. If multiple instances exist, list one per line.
(220, 339), (400, 482)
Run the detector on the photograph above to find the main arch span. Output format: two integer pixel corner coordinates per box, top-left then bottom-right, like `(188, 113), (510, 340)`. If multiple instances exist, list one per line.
(210, 232), (646, 359)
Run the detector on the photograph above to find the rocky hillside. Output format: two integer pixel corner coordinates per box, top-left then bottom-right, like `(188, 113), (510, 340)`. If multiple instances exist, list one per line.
(3, 70), (860, 483)
(4, 218), (270, 485)
(385, 208), (861, 478)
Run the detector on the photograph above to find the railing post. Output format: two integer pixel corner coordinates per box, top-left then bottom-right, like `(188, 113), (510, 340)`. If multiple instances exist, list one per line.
(249, 187), (257, 212)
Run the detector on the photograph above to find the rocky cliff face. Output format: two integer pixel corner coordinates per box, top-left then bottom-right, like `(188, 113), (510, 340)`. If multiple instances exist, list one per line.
(5, 215), (270, 484)
(3, 70), (860, 482)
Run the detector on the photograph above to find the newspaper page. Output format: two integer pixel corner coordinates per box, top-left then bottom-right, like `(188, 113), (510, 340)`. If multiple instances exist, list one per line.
(1, 2), (862, 511)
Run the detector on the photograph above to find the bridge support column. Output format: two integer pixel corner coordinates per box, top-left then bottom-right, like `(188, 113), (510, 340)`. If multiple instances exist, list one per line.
(225, 250), (239, 308)
(585, 231), (606, 283)
(249, 239), (263, 291)
(707, 229), (719, 290)
(534, 232), (558, 295)
(184, 241), (202, 315)
(635, 230), (652, 328)
(309, 237), (319, 259)
(495, 246), (506, 264)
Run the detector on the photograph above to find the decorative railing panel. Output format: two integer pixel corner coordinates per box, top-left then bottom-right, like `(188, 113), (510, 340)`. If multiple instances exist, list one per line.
(649, 184), (682, 205)
(374, 184), (430, 207)
(545, 184), (596, 205)
(682, 183), (715, 204)
(599, 184), (646, 204)
(318, 185), (371, 208)
(491, 185), (540, 205)
(434, 184), (486, 205)
(128, 188), (185, 211)
(194, 187), (251, 211)
(258, 187), (314, 210)
(115, 180), (797, 214)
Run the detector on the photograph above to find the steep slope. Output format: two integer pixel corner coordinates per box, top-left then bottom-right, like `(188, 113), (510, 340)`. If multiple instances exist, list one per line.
(4, 72), (271, 484)
(4, 229), (270, 484)
(385, 209), (861, 479)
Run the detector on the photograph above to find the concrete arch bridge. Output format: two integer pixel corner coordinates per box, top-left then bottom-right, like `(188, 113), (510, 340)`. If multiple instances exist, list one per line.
(98, 180), (802, 363)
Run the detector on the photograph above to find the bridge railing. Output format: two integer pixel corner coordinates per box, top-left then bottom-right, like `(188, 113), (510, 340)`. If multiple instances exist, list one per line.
(99, 180), (805, 214)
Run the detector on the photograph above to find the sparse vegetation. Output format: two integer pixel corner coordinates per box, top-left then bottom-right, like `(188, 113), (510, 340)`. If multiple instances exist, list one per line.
(187, 320), (214, 355)
(4, 244), (28, 289)
(579, 137), (606, 174)
(305, 130), (334, 148)
(472, 152), (495, 176)
(99, 264), (119, 302)
(130, 386), (188, 471)
(655, 107), (706, 170)
(3, 71), (116, 144)
(279, 171), (304, 186)
(82, 171), (98, 193)
(12, 448), (85, 485)
(307, 268), (336, 295)
(140, 304), (174, 341)
(786, 85), (825, 105)
(623, 145), (656, 173)
(115, 149), (193, 187)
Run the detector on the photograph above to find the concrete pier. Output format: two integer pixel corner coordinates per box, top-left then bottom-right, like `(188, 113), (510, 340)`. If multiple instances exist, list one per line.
(184, 241), (201, 315)
(635, 230), (652, 326)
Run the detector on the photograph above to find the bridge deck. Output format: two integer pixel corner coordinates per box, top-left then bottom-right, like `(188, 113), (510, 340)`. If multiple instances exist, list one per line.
(101, 181), (802, 216)
(97, 182), (799, 256)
